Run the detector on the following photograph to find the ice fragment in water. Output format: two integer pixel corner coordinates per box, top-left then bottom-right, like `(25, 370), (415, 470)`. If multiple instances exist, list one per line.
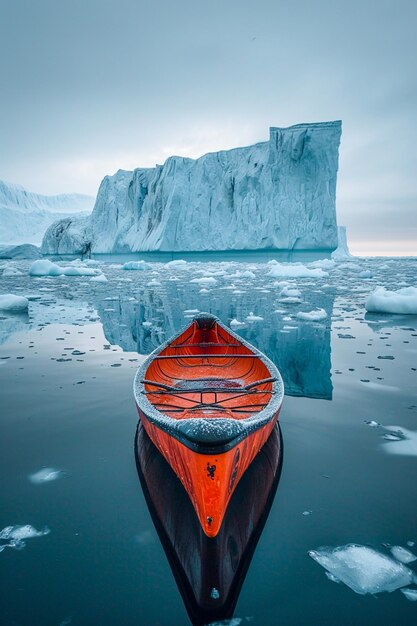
(309, 544), (414, 594)
(29, 467), (63, 484)
(401, 588), (417, 601)
(390, 546), (417, 564)
(0, 525), (50, 552)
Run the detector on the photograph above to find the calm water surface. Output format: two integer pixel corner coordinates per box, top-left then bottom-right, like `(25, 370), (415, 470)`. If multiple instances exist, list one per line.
(1, 254), (416, 625)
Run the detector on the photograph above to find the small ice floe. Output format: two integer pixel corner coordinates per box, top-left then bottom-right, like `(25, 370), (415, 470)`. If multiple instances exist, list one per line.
(206, 619), (245, 626)
(302, 510), (312, 516)
(90, 273), (108, 282)
(359, 270), (373, 279)
(122, 261), (151, 270)
(390, 546), (417, 564)
(142, 321), (152, 328)
(246, 312), (263, 322)
(230, 318), (245, 328)
(401, 588), (417, 601)
(365, 287), (417, 315)
(0, 294), (29, 313)
(2, 265), (23, 276)
(29, 467), (63, 484)
(165, 259), (187, 268)
(280, 285), (302, 298)
(147, 279), (162, 286)
(309, 544), (414, 594)
(364, 420), (380, 427)
(296, 308), (327, 321)
(382, 425), (417, 456)
(29, 260), (100, 277)
(309, 259), (336, 270)
(267, 261), (328, 279)
(190, 276), (217, 285)
(0, 525), (50, 552)
(183, 309), (199, 314)
(199, 288), (210, 294)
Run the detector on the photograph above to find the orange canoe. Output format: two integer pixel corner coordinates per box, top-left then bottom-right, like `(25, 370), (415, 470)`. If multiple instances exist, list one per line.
(133, 313), (284, 537)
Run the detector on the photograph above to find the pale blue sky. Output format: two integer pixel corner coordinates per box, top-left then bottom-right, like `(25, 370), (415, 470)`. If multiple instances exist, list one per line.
(1, 0), (416, 254)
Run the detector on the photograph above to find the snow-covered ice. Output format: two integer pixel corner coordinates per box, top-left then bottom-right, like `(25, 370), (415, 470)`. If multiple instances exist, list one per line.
(0, 294), (29, 312)
(309, 544), (414, 594)
(0, 525), (50, 552)
(365, 287), (417, 315)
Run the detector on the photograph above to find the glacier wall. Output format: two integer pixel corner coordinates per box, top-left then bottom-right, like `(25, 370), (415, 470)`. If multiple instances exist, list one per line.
(0, 179), (94, 245)
(42, 121), (342, 254)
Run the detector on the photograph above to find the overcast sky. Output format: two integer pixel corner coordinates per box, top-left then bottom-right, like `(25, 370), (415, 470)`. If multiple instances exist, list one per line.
(1, 0), (416, 254)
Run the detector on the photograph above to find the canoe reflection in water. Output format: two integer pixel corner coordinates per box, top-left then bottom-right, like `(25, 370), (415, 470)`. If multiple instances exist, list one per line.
(135, 422), (283, 626)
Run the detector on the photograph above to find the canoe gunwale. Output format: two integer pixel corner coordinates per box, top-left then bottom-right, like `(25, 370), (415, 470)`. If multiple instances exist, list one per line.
(133, 313), (284, 454)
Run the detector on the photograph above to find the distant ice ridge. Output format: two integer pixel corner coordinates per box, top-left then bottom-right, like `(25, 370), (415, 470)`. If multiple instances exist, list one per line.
(42, 121), (342, 253)
(0, 179), (94, 245)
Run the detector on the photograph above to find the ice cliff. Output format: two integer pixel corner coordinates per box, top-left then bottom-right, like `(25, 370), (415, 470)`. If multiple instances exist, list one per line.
(0, 179), (94, 246)
(42, 121), (342, 253)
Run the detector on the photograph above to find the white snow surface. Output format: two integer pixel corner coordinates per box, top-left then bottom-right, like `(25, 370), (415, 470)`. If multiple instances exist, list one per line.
(41, 121), (342, 253)
(0, 179), (94, 245)
(309, 544), (414, 594)
(365, 287), (417, 314)
(0, 294), (29, 312)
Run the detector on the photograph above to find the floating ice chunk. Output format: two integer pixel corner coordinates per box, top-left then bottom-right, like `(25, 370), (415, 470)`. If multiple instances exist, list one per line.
(364, 420), (380, 427)
(190, 277), (217, 285)
(206, 620), (244, 626)
(165, 259), (187, 268)
(29, 467), (63, 484)
(268, 263), (328, 278)
(90, 273), (108, 282)
(401, 588), (417, 601)
(122, 261), (151, 270)
(199, 288), (210, 294)
(309, 259), (336, 270)
(29, 259), (63, 276)
(365, 287), (417, 315)
(230, 318), (245, 328)
(309, 544), (414, 594)
(183, 309), (199, 314)
(246, 312), (264, 322)
(2, 265), (23, 276)
(142, 321), (152, 328)
(382, 425), (417, 456)
(359, 270), (373, 279)
(390, 546), (417, 564)
(297, 308), (327, 321)
(0, 524), (50, 552)
(280, 286), (302, 298)
(29, 259), (100, 277)
(0, 294), (29, 312)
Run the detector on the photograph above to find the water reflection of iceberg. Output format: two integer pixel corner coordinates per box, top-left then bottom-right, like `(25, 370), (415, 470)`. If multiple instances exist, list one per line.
(98, 282), (333, 399)
(135, 423), (283, 626)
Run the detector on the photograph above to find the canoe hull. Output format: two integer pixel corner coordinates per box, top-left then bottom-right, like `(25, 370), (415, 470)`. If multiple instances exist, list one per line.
(137, 404), (281, 537)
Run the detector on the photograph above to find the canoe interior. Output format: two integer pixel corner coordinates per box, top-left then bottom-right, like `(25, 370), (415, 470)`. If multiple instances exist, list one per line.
(143, 318), (274, 420)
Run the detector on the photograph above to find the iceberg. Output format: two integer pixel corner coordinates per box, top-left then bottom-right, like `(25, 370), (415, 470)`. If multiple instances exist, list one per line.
(0, 179), (94, 246)
(42, 121), (342, 253)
